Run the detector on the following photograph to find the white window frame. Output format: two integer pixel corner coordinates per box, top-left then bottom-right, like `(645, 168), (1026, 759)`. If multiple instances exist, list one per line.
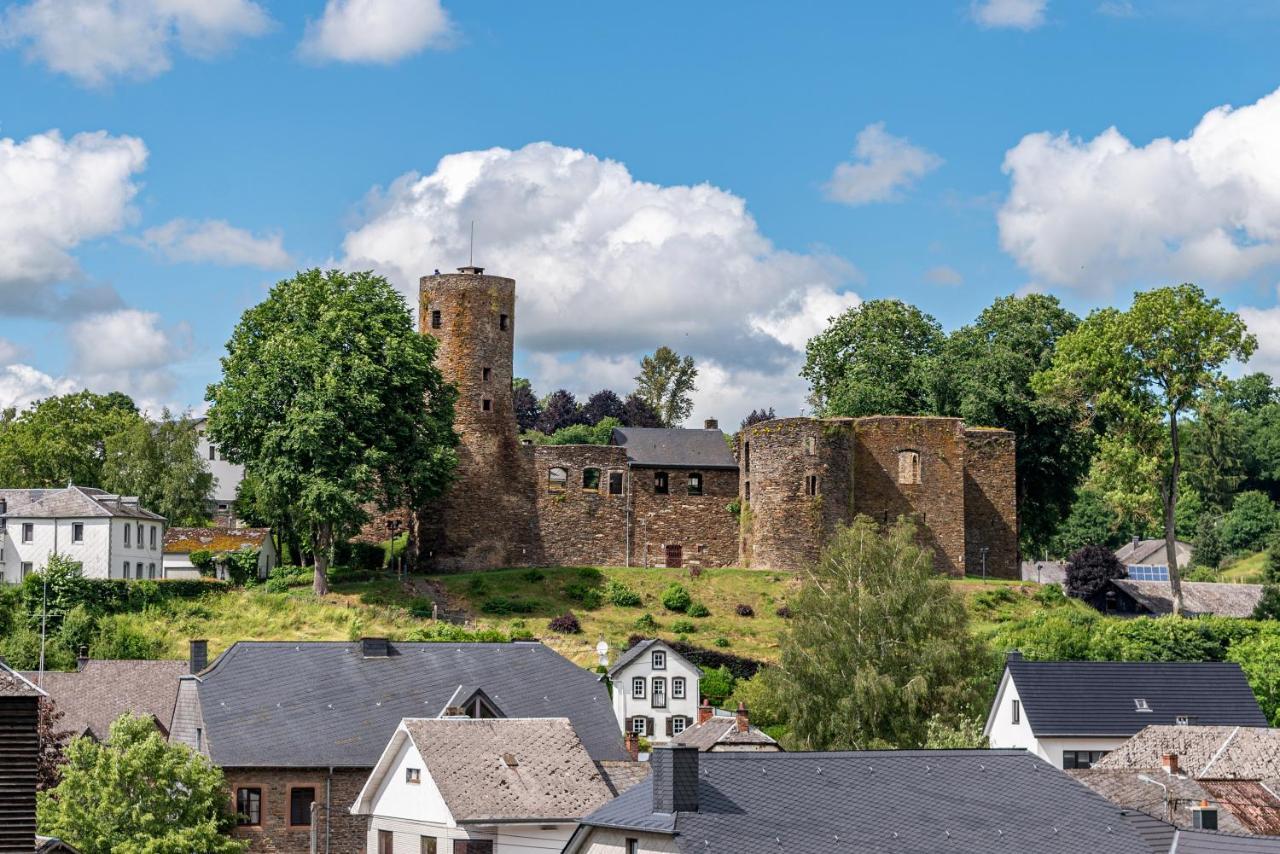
(150, 526), (157, 549)
(21, 522), (34, 543)
(124, 561), (130, 578)
(672, 716), (687, 735)
(632, 677), (645, 698)
(1011, 698), (1020, 724)
(630, 717), (646, 734)
(672, 677), (686, 699)
(21, 562), (33, 579)
(71, 522), (84, 543)
(652, 677), (667, 709)
(652, 650), (666, 670)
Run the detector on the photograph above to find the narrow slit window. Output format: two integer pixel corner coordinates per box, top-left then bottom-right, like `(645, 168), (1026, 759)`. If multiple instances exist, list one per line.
(805, 475), (818, 496)
(431, 310), (442, 329)
(482, 398), (492, 411)
(499, 313), (509, 331)
(482, 367), (491, 382)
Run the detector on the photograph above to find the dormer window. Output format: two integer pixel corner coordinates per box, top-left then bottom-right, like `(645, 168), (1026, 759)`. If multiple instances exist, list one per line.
(652, 650), (666, 670)
(1134, 698), (1151, 712)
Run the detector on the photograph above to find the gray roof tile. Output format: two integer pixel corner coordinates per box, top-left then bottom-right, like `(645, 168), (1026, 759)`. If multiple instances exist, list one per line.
(610, 427), (737, 470)
(21, 660), (186, 739)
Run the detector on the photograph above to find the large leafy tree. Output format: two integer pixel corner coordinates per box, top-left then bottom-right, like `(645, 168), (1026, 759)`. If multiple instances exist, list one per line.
(205, 269), (457, 594)
(765, 515), (987, 750)
(0, 391), (140, 488)
(634, 346), (698, 426)
(801, 299), (945, 418)
(940, 294), (1091, 555)
(512, 378), (541, 432)
(581, 389), (626, 425)
(1035, 284), (1256, 614)
(536, 389), (583, 434)
(620, 392), (663, 428)
(38, 714), (245, 854)
(101, 412), (213, 525)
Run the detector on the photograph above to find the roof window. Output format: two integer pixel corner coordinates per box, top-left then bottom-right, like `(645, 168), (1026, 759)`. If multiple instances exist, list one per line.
(1134, 698), (1151, 712)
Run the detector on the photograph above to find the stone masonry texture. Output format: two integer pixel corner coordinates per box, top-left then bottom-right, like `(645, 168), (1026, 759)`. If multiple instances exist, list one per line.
(225, 766), (368, 854)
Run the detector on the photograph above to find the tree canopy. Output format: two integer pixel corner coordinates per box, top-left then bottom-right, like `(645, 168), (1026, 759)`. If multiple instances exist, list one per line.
(0, 390), (140, 488)
(634, 346), (698, 426)
(101, 412), (213, 526)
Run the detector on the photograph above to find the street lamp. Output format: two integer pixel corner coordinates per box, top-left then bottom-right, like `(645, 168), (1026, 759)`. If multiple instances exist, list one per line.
(596, 638), (610, 668)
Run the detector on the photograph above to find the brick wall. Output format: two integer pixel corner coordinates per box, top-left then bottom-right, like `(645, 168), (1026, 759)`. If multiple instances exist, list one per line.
(963, 428), (1019, 579)
(629, 467), (738, 568)
(225, 767), (369, 854)
(531, 444), (629, 567)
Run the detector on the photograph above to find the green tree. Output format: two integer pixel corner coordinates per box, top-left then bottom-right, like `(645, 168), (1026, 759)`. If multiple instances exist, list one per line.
(1035, 284), (1256, 614)
(1220, 490), (1280, 555)
(940, 294), (1091, 554)
(0, 391), (140, 488)
(802, 299), (944, 418)
(768, 516), (988, 750)
(1193, 517), (1226, 570)
(205, 269), (457, 594)
(1052, 487), (1119, 556)
(634, 346), (698, 426)
(38, 714), (245, 854)
(923, 713), (989, 749)
(101, 412), (213, 525)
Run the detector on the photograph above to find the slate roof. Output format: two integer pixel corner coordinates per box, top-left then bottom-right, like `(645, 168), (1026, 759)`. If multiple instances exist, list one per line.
(164, 526), (270, 554)
(607, 638), (700, 678)
(1004, 655), (1267, 737)
(671, 714), (779, 751)
(1071, 769), (1257, 836)
(1117, 539), (1194, 566)
(610, 427), (737, 470)
(20, 659), (186, 739)
(0, 661), (44, 697)
(1096, 726), (1280, 781)
(1112, 580), (1264, 618)
(193, 640), (626, 768)
(596, 760), (650, 796)
(1172, 829), (1280, 852)
(396, 718), (614, 821)
(569, 750), (1155, 854)
(0, 485), (164, 521)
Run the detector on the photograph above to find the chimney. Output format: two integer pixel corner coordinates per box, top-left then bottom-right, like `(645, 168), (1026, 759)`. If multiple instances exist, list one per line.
(1133, 535), (1141, 550)
(1006, 650), (1023, 663)
(361, 637), (390, 658)
(651, 745), (699, 814)
(624, 731), (639, 761)
(703, 418), (718, 430)
(698, 698), (713, 725)
(1162, 753), (1179, 776)
(735, 701), (749, 734)
(188, 639), (208, 674)
(76, 646), (89, 671)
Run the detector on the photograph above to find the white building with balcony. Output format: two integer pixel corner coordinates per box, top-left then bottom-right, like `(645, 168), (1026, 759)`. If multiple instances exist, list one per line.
(0, 486), (166, 584)
(608, 638), (702, 743)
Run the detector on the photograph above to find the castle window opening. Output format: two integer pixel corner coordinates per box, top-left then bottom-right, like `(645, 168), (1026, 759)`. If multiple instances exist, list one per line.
(744, 481), (750, 501)
(583, 468), (601, 491)
(744, 441), (750, 473)
(805, 474), (818, 496)
(482, 367), (491, 382)
(431, 309), (442, 329)
(805, 436), (816, 455)
(898, 450), (921, 484)
(499, 313), (509, 331)
(482, 398), (492, 411)
(687, 472), (703, 496)
(548, 467), (567, 492)
(654, 471), (669, 494)
(608, 471), (624, 495)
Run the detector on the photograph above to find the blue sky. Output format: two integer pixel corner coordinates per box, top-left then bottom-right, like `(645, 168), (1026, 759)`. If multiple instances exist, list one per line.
(2, 0), (1280, 425)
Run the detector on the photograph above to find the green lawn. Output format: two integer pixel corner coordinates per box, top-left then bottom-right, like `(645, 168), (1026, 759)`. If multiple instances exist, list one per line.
(1221, 550), (1269, 583)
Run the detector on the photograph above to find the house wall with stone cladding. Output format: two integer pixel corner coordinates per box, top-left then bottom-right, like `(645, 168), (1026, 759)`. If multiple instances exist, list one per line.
(629, 466), (738, 568)
(531, 444), (629, 567)
(963, 427), (1019, 579)
(225, 766), (368, 854)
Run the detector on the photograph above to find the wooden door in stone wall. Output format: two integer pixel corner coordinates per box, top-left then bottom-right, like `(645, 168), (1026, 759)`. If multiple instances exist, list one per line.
(666, 544), (683, 568)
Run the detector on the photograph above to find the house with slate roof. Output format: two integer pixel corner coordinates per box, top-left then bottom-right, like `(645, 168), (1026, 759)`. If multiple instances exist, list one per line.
(561, 745), (1158, 854)
(671, 699), (780, 752)
(985, 652), (1268, 770)
(168, 637), (626, 854)
(352, 717), (615, 854)
(608, 639), (701, 744)
(21, 656), (188, 740)
(0, 486), (165, 583)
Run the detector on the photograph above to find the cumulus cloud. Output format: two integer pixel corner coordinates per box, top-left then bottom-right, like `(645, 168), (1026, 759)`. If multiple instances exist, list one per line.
(300, 0), (451, 64)
(339, 142), (859, 425)
(0, 338), (21, 365)
(999, 87), (1280, 292)
(971, 0), (1048, 29)
(0, 129), (146, 316)
(1, 0), (271, 86)
(67, 308), (191, 407)
(924, 265), (964, 286)
(1239, 288), (1280, 380)
(824, 123), (942, 206)
(139, 218), (291, 268)
(0, 363), (79, 411)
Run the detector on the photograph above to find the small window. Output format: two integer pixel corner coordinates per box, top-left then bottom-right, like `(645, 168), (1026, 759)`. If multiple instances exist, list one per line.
(196, 727), (202, 751)
(499, 313), (509, 331)
(652, 677), (667, 708)
(548, 467), (567, 492)
(148, 563), (156, 579)
(583, 468), (601, 491)
(406, 767), (422, 784)
(805, 474), (818, 496)
(20, 562), (33, 579)
(608, 471), (624, 495)
(1134, 698), (1151, 712)
(72, 522), (84, 543)
(672, 677), (686, 699)
(136, 563), (144, 580)
(672, 716), (687, 735)
(289, 786), (315, 826)
(1062, 750), (1108, 770)
(209, 445), (216, 461)
(124, 561), (130, 578)
(482, 398), (492, 411)
(150, 526), (156, 549)
(744, 441), (750, 473)
(804, 436), (816, 455)
(632, 677), (645, 698)
(897, 450), (921, 485)
(431, 310), (442, 329)
(236, 787), (262, 826)
(22, 522), (34, 543)
(654, 471), (669, 495)
(137, 522), (144, 545)
(482, 367), (491, 382)
(631, 717), (647, 734)
(687, 472), (703, 496)
(123, 524), (131, 547)
(652, 650), (666, 670)
(744, 480), (750, 502)
(626, 840), (640, 854)
(1011, 699), (1020, 724)
(421, 837), (438, 854)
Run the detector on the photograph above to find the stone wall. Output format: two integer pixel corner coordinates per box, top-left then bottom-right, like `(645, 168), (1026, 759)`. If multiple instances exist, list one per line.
(225, 766), (368, 854)
(630, 466), (738, 568)
(964, 427), (1019, 579)
(531, 444), (629, 567)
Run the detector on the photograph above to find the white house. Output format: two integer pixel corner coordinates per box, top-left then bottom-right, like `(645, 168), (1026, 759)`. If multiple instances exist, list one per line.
(0, 486), (166, 584)
(162, 527), (277, 580)
(984, 652), (1268, 769)
(193, 417), (244, 525)
(350, 717), (614, 854)
(608, 639), (701, 743)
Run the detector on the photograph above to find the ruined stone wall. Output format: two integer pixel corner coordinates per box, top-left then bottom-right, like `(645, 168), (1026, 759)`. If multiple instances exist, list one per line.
(738, 418), (856, 571)
(225, 767), (368, 854)
(964, 428), (1019, 579)
(416, 271), (538, 570)
(531, 444), (629, 567)
(630, 467), (739, 568)
(852, 416), (968, 577)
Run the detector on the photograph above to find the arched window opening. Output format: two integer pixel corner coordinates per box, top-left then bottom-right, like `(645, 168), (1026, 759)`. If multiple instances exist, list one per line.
(898, 450), (921, 484)
(548, 467), (567, 492)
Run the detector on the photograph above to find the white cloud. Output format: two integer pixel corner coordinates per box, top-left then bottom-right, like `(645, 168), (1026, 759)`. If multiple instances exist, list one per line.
(1, 0), (271, 86)
(972, 0), (1048, 29)
(139, 218), (291, 268)
(1239, 288), (1280, 380)
(339, 141), (859, 426)
(67, 308), (190, 408)
(824, 123), (942, 206)
(300, 0), (451, 64)
(0, 129), (146, 315)
(999, 86), (1280, 292)
(924, 264), (964, 286)
(0, 363), (78, 411)
(0, 338), (21, 365)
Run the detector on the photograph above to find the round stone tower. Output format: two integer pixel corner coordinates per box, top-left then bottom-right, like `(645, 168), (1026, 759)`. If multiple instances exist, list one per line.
(418, 266), (536, 569)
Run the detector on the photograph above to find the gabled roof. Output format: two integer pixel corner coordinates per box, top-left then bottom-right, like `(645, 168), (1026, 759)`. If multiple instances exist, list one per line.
(1096, 726), (1280, 781)
(1112, 579), (1263, 618)
(0, 661), (44, 697)
(1171, 828), (1280, 852)
(164, 527), (270, 554)
(607, 638), (701, 678)
(21, 660), (186, 739)
(354, 718), (613, 822)
(610, 427), (737, 470)
(569, 750), (1155, 854)
(0, 485), (164, 521)
(671, 714), (779, 751)
(192, 640), (626, 767)
(1001, 655), (1267, 737)
(1072, 769), (1260, 836)
(1116, 539), (1193, 565)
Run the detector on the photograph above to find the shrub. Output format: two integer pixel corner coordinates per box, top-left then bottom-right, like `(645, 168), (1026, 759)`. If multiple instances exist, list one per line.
(735, 603), (755, 617)
(775, 604), (792, 618)
(701, 664), (735, 703)
(480, 597), (537, 616)
(688, 602), (710, 618)
(91, 616), (164, 660)
(634, 613), (659, 631)
(1034, 583), (1067, 606)
(522, 569), (546, 583)
(57, 604), (97, 654)
(349, 541), (386, 570)
(404, 623), (510, 643)
(265, 564), (312, 593)
(576, 567), (604, 583)
(1255, 586), (1280, 621)
(467, 577), (489, 596)
(670, 619), (696, 634)
(1228, 630), (1280, 725)
(1183, 565), (1220, 582)
(1269, 536), (1280, 584)
(548, 612), (581, 634)
(714, 637), (730, 648)
(973, 587), (1017, 609)
(1193, 517), (1226, 569)
(1064, 544), (1125, 601)
(661, 583), (692, 613)
(563, 582), (603, 609)
(607, 581), (642, 607)
(1221, 491), (1280, 555)
(407, 597), (435, 619)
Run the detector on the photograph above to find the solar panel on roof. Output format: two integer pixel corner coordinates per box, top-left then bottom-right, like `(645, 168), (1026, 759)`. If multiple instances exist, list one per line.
(1128, 565), (1169, 581)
